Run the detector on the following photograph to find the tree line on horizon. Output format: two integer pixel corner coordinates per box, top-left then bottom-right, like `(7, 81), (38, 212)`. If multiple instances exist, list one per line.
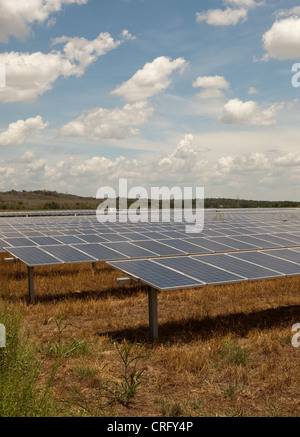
(0, 190), (299, 211)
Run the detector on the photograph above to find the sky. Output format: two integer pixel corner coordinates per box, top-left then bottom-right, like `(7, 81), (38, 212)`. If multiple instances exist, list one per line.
(1, 0), (300, 201)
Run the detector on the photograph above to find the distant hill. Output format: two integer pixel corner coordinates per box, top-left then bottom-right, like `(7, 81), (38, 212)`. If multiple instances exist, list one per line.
(0, 190), (299, 212)
(0, 190), (98, 212)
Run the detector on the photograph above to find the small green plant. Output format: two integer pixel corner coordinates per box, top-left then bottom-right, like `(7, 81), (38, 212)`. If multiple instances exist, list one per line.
(45, 315), (89, 358)
(0, 304), (58, 416)
(105, 342), (146, 406)
(219, 381), (243, 400)
(157, 398), (186, 417)
(213, 339), (249, 367)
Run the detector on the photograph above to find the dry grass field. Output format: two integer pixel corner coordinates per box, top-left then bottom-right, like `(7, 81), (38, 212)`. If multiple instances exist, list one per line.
(1, 251), (300, 417)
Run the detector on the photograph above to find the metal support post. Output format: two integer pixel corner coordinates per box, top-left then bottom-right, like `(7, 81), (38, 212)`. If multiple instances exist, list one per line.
(148, 286), (158, 340)
(28, 266), (35, 303)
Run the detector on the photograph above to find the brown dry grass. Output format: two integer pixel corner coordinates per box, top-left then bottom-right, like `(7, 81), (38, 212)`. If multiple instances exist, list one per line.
(1, 252), (300, 417)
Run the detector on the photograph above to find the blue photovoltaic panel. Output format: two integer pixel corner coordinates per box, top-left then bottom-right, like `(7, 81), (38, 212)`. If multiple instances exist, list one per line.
(101, 241), (158, 258)
(41, 231), (64, 236)
(179, 237), (237, 252)
(137, 231), (170, 240)
(158, 231), (190, 239)
(21, 232), (44, 237)
(255, 234), (300, 247)
(264, 249), (300, 264)
(29, 236), (63, 246)
(75, 234), (109, 243)
(208, 236), (258, 251)
(107, 259), (204, 290)
(71, 243), (129, 261)
(3, 237), (37, 247)
(132, 240), (187, 256)
(274, 233), (300, 244)
(192, 253), (284, 280)
(2, 232), (24, 238)
(154, 257), (246, 285)
(120, 232), (151, 241)
(40, 245), (96, 263)
(161, 238), (213, 254)
(228, 235), (280, 249)
(3, 246), (63, 266)
(230, 251), (300, 275)
(97, 233), (130, 242)
(53, 235), (86, 244)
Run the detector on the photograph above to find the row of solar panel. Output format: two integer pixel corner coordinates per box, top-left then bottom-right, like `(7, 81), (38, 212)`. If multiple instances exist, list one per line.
(3, 230), (300, 249)
(108, 248), (300, 291)
(2, 211), (300, 236)
(4, 231), (300, 267)
(2, 209), (300, 265)
(1, 208), (300, 227)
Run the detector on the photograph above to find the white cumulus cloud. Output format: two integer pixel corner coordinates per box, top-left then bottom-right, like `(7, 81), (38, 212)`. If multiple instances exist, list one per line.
(219, 98), (288, 126)
(196, 7), (248, 26)
(262, 16), (300, 61)
(0, 31), (133, 103)
(0, 116), (49, 147)
(193, 75), (230, 99)
(0, 0), (88, 42)
(111, 56), (188, 102)
(59, 101), (154, 140)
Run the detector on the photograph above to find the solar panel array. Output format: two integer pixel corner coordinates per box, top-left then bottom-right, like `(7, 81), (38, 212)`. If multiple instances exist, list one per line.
(2, 208), (300, 270)
(108, 248), (300, 291)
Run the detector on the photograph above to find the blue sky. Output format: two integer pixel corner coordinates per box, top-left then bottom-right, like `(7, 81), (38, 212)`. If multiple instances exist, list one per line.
(1, 0), (300, 200)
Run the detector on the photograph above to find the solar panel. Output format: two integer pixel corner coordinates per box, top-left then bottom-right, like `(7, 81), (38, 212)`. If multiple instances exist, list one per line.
(53, 235), (86, 244)
(97, 233), (130, 242)
(192, 253), (284, 280)
(3, 246), (63, 266)
(262, 249), (300, 264)
(274, 233), (300, 244)
(157, 231), (190, 239)
(101, 241), (158, 258)
(29, 236), (63, 246)
(137, 231), (170, 240)
(153, 256), (247, 285)
(71, 243), (129, 261)
(229, 251), (300, 275)
(160, 238), (213, 254)
(131, 240), (187, 256)
(74, 234), (110, 243)
(254, 234), (300, 247)
(228, 235), (280, 249)
(179, 237), (237, 252)
(39, 245), (96, 263)
(107, 259), (204, 290)
(120, 232), (151, 241)
(208, 236), (258, 251)
(3, 237), (38, 247)
(2, 208), (300, 271)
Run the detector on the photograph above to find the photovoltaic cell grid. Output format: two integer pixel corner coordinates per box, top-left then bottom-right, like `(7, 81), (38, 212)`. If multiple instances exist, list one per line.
(2, 208), (300, 268)
(108, 248), (300, 291)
